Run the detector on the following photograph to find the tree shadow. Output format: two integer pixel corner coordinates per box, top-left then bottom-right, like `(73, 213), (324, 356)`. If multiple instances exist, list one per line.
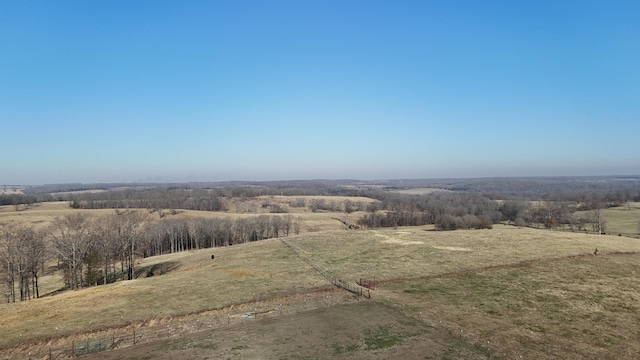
(135, 261), (181, 278)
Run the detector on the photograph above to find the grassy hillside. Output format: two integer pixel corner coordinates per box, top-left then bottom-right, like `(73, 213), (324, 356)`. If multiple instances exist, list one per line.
(0, 238), (326, 350)
(3, 225), (640, 358)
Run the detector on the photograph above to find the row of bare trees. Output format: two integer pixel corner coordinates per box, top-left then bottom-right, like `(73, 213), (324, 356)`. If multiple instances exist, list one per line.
(48, 212), (147, 290)
(0, 224), (45, 302)
(141, 215), (303, 257)
(67, 189), (226, 212)
(1, 212), (304, 302)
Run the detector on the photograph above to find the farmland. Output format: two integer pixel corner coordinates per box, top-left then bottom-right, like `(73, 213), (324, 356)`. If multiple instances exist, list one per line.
(2, 181), (640, 359)
(2, 217), (640, 358)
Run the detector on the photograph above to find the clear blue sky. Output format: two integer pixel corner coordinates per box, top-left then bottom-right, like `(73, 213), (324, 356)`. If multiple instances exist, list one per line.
(1, 1), (639, 185)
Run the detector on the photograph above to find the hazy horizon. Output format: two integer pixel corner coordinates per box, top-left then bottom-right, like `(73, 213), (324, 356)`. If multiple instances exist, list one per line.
(2, 1), (639, 185)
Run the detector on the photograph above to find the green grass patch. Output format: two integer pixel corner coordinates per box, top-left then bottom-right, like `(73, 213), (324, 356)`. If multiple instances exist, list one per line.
(363, 325), (403, 350)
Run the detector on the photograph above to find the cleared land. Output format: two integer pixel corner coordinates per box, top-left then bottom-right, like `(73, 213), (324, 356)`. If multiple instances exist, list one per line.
(574, 202), (640, 235)
(392, 187), (450, 195)
(3, 223), (640, 359)
(0, 197), (369, 233)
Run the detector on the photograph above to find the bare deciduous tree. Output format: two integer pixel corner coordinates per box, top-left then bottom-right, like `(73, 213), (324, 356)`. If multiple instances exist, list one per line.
(50, 213), (93, 290)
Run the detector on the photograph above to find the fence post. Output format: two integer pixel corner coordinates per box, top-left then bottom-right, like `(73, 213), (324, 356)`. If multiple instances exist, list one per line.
(133, 330), (136, 345)
(49, 347), (52, 360)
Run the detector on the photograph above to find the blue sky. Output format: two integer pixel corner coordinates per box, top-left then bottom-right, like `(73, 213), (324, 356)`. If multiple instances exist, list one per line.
(1, 1), (639, 184)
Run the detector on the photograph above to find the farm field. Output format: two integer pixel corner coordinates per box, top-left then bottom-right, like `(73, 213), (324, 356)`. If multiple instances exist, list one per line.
(0, 198), (367, 233)
(2, 223), (640, 358)
(573, 202), (640, 235)
(391, 187), (450, 195)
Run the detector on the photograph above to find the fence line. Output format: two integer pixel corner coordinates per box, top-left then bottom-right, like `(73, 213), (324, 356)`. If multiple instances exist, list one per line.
(17, 238), (365, 359)
(22, 329), (142, 359)
(278, 238), (333, 281)
(279, 238), (370, 299)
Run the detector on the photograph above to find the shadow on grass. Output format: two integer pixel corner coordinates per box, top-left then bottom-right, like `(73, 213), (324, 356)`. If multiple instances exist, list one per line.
(136, 261), (181, 279)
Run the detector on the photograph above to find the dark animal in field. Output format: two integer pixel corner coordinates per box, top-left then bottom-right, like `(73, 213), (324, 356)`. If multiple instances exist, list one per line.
(211, 255), (215, 260)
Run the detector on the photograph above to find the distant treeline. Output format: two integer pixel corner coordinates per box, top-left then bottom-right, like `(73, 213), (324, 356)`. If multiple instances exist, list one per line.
(21, 176), (640, 200)
(67, 189), (227, 212)
(357, 192), (499, 230)
(0, 193), (52, 207)
(374, 176), (640, 199)
(357, 186), (638, 232)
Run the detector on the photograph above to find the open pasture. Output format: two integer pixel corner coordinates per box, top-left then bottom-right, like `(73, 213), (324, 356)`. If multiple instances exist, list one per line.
(0, 238), (327, 351)
(574, 202), (640, 235)
(383, 252), (640, 359)
(0, 196), (370, 233)
(3, 224), (640, 358)
(391, 187), (450, 195)
(287, 225), (640, 282)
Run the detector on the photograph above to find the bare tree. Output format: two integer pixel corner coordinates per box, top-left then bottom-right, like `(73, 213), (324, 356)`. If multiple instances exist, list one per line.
(366, 202), (380, 228)
(591, 200), (607, 235)
(110, 211), (147, 280)
(592, 208), (606, 235)
(50, 213), (93, 290)
(0, 223), (18, 302)
(282, 214), (293, 236)
(27, 228), (45, 298)
(293, 216), (304, 235)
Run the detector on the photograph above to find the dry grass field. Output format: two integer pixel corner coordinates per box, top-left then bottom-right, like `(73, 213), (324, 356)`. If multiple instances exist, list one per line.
(3, 220), (640, 358)
(0, 202), (118, 229)
(391, 187), (450, 195)
(0, 195), (372, 233)
(2, 196), (640, 359)
(0, 187), (24, 195)
(0, 238), (328, 353)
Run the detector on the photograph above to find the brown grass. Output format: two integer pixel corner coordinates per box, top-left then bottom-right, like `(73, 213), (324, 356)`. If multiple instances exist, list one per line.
(391, 187), (450, 195)
(3, 208), (640, 358)
(0, 238), (327, 350)
(0, 196), (372, 233)
(286, 225), (640, 281)
(383, 252), (640, 358)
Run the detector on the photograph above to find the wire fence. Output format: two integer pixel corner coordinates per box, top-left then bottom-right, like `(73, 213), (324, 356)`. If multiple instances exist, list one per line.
(11, 237), (367, 359)
(279, 237), (371, 299)
(24, 330), (143, 359)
